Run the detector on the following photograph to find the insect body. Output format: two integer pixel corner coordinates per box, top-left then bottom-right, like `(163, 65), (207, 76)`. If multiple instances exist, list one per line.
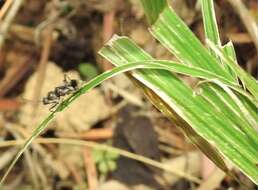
(42, 75), (78, 111)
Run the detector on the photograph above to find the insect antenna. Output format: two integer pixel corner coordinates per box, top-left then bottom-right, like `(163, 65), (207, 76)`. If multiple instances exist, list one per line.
(19, 96), (43, 104)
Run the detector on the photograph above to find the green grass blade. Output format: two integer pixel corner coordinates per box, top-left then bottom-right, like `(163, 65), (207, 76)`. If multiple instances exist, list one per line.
(130, 76), (230, 173)
(0, 113), (55, 185)
(222, 41), (237, 63)
(208, 40), (258, 98)
(149, 6), (235, 82)
(0, 62), (196, 184)
(99, 35), (258, 183)
(222, 41), (238, 80)
(200, 83), (258, 146)
(140, 0), (167, 24)
(3, 58), (251, 185)
(100, 36), (231, 174)
(200, 0), (238, 80)
(201, 0), (221, 48)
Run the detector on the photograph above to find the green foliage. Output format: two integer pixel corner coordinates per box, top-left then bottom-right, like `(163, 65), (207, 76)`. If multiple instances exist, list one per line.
(92, 149), (119, 174)
(74, 183), (87, 190)
(1, 0), (257, 186)
(78, 63), (99, 80)
(100, 0), (258, 184)
(140, 0), (167, 24)
(60, 2), (74, 16)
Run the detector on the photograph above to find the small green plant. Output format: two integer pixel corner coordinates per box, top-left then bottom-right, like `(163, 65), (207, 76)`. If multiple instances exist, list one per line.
(78, 63), (99, 80)
(92, 149), (119, 175)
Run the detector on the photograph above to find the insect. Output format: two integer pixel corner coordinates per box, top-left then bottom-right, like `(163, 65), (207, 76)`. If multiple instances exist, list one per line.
(42, 74), (79, 111)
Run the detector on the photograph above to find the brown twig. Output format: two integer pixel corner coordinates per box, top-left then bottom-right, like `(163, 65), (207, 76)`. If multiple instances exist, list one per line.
(83, 147), (98, 190)
(0, 0), (13, 20)
(0, 55), (34, 97)
(101, 11), (115, 71)
(0, 0), (25, 50)
(0, 48), (5, 69)
(0, 148), (18, 170)
(226, 0), (258, 52)
(11, 125), (68, 183)
(57, 128), (113, 140)
(101, 11), (116, 104)
(0, 99), (21, 111)
(5, 125), (40, 188)
(0, 138), (202, 183)
(226, 33), (252, 44)
(10, 24), (35, 43)
(65, 162), (83, 185)
(31, 26), (53, 112)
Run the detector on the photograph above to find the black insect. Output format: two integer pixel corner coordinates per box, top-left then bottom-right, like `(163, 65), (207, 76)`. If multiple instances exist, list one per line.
(42, 75), (79, 111)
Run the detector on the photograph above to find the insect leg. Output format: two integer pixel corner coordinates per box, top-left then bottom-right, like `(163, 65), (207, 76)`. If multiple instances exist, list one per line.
(49, 101), (59, 112)
(64, 74), (72, 85)
(47, 95), (61, 112)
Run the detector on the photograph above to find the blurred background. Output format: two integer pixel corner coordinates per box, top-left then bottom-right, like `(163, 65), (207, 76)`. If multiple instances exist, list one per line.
(0, 0), (257, 189)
